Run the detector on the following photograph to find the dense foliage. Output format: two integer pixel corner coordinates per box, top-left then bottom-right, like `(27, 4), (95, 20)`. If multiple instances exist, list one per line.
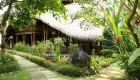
(0, 54), (19, 73)
(74, 0), (140, 79)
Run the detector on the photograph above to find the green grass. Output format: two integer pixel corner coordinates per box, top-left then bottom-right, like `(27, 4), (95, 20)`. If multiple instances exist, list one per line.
(0, 69), (31, 80)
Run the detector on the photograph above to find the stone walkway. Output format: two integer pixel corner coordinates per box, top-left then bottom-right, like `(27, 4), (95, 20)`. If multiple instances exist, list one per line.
(13, 55), (64, 80)
(13, 55), (125, 80)
(95, 62), (125, 80)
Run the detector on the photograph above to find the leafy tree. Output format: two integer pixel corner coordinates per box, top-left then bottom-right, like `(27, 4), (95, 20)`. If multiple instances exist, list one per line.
(0, 0), (66, 63)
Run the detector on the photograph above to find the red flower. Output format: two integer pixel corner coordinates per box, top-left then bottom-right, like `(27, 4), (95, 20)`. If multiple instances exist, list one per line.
(115, 37), (120, 45)
(135, 20), (140, 26)
(123, 5), (127, 10)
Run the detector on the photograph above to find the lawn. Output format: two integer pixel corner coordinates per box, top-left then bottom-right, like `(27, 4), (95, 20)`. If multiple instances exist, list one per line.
(0, 69), (31, 80)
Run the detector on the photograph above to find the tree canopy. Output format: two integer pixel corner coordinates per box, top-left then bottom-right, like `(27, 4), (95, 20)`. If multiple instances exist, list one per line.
(0, 0), (66, 29)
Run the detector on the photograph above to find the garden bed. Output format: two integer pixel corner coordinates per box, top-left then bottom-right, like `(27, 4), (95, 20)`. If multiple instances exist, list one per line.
(0, 54), (20, 74)
(7, 49), (116, 77)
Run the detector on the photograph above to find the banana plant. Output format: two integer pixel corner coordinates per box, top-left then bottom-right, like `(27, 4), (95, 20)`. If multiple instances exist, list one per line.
(128, 48), (140, 65)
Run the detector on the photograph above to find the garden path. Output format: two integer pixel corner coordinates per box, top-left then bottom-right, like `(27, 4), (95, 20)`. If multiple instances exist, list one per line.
(95, 62), (125, 80)
(13, 55), (64, 80)
(13, 55), (125, 80)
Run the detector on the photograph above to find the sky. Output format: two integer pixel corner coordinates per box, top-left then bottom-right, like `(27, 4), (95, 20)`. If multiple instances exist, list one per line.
(0, 6), (8, 15)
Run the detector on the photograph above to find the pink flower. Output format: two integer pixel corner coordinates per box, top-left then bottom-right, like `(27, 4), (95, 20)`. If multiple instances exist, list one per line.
(123, 5), (127, 10)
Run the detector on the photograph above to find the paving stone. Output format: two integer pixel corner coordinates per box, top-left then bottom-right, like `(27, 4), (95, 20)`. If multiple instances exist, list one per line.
(109, 70), (120, 74)
(13, 55), (60, 80)
(95, 78), (110, 80)
(100, 74), (109, 78)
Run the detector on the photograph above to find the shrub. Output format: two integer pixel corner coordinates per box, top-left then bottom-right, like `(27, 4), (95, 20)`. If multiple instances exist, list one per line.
(100, 49), (117, 56)
(34, 40), (54, 57)
(69, 44), (79, 56)
(0, 54), (19, 73)
(89, 56), (100, 74)
(57, 64), (84, 77)
(14, 40), (54, 58)
(45, 40), (54, 52)
(97, 56), (114, 68)
(14, 42), (25, 52)
(54, 37), (64, 46)
(7, 50), (17, 55)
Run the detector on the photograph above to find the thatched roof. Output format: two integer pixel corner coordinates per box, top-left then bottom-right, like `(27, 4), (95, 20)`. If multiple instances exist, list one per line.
(38, 3), (103, 41)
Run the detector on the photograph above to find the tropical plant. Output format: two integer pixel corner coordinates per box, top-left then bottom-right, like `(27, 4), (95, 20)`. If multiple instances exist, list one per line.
(53, 37), (62, 61)
(53, 44), (61, 61)
(128, 48), (140, 65)
(89, 56), (100, 74)
(122, 48), (140, 79)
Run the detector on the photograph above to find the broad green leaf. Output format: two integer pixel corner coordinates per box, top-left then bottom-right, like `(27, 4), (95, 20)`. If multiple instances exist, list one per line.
(128, 48), (140, 65)
(118, 21), (124, 28)
(115, 3), (123, 25)
(82, 15), (105, 26)
(107, 7), (114, 18)
(106, 9), (118, 36)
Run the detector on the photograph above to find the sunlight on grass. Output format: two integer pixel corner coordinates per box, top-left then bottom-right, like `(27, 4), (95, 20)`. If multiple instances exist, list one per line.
(0, 69), (31, 80)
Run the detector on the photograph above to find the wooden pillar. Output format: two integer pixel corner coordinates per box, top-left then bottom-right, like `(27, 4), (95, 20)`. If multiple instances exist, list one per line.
(22, 34), (26, 45)
(95, 41), (101, 54)
(46, 27), (48, 40)
(16, 35), (18, 43)
(31, 34), (33, 46)
(33, 33), (35, 45)
(43, 23), (46, 41)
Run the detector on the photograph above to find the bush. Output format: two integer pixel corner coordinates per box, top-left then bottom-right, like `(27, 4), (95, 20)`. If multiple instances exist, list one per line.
(69, 44), (79, 56)
(100, 49), (117, 56)
(14, 40), (54, 58)
(35, 40), (54, 57)
(57, 64), (84, 77)
(97, 56), (114, 68)
(0, 54), (19, 73)
(89, 56), (100, 74)
(7, 50), (17, 55)
(14, 42), (25, 52)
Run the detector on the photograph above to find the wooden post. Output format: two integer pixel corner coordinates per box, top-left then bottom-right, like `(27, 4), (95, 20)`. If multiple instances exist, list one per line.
(16, 35), (18, 43)
(46, 26), (48, 40)
(33, 33), (35, 45)
(22, 34), (25, 45)
(31, 34), (33, 45)
(43, 23), (46, 41)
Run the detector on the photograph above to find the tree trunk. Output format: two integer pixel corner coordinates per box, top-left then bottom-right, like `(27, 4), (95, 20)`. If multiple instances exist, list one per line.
(126, 0), (139, 48)
(1, 0), (14, 63)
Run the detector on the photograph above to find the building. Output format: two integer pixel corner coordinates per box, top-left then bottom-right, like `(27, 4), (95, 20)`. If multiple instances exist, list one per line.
(5, 2), (103, 54)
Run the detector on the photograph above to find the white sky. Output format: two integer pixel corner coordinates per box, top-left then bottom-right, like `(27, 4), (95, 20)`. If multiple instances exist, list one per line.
(0, 6), (8, 15)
